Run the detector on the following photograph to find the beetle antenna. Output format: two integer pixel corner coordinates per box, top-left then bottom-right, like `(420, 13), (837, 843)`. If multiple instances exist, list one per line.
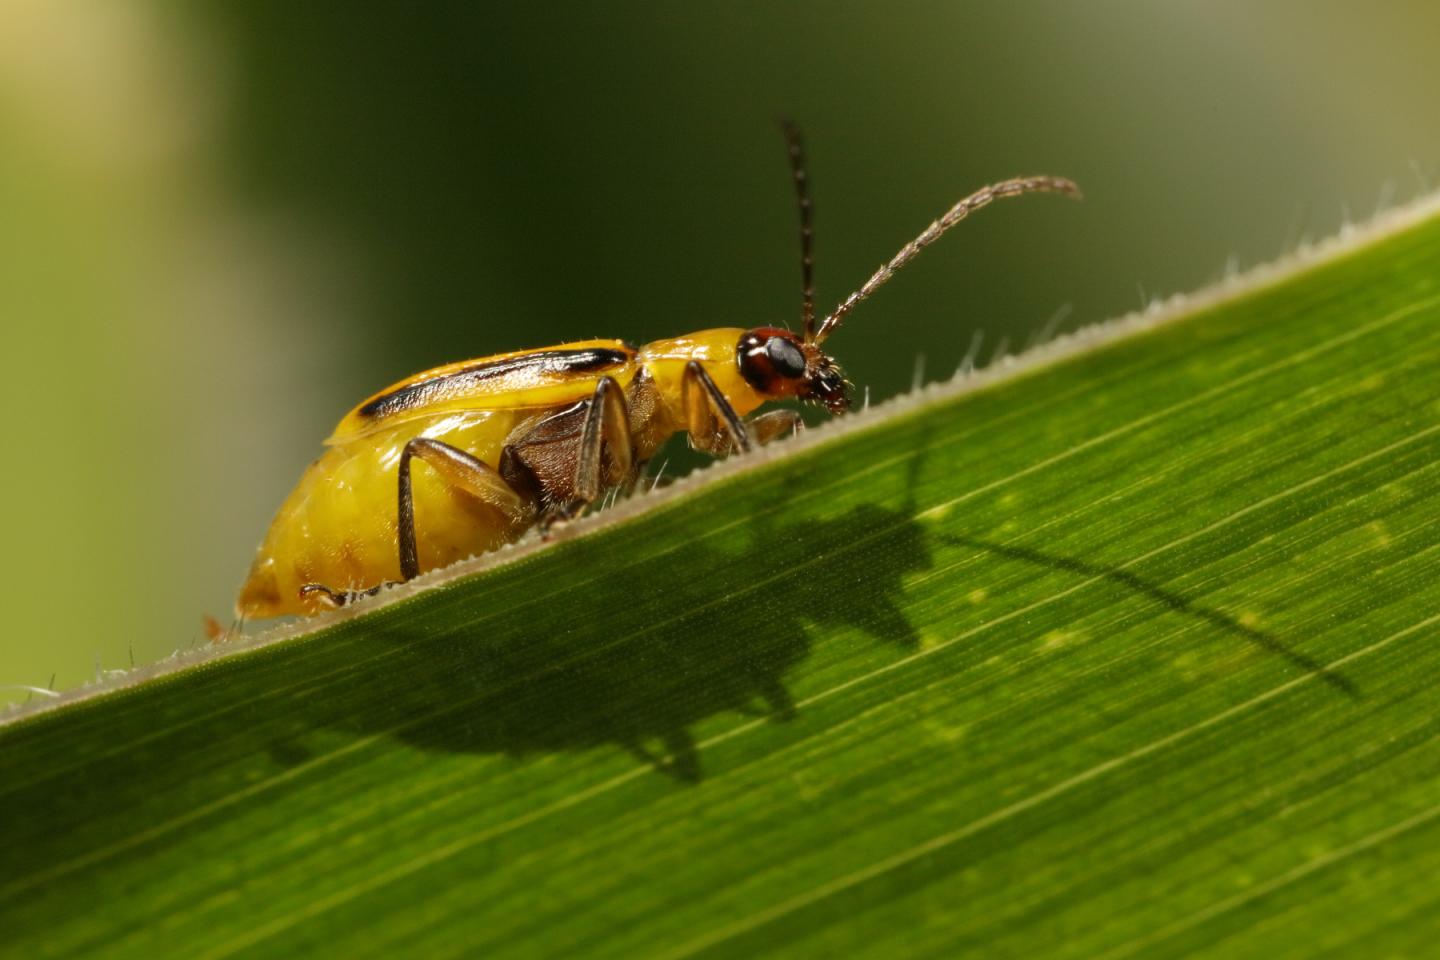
(813, 175), (1081, 344)
(780, 119), (817, 341)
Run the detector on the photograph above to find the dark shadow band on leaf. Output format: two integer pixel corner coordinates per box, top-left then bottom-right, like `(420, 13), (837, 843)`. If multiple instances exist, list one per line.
(306, 502), (932, 781)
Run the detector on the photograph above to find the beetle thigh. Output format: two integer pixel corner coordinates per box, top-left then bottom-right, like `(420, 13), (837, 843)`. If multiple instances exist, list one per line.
(397, 437), (534, 579)
(573, 376), (634, 503)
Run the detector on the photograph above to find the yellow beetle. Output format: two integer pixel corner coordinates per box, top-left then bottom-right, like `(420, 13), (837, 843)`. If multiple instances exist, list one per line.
(238, 125), (1078, 618)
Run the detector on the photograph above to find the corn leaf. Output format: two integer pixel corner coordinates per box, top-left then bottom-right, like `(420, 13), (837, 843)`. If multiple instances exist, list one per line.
(4, 199), (1440, 958)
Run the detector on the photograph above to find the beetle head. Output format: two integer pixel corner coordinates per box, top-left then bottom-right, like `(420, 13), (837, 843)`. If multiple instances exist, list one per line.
(737, 327), (852, 415)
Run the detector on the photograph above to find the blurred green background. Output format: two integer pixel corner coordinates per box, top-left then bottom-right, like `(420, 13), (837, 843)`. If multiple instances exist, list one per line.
(3, 1), (1438, 703)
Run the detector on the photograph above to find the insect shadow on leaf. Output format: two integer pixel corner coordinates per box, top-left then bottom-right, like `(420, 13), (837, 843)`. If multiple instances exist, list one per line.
(896, 415), (1359, 699)
(294, 405), (1355, 783)
(312, 493), (934, 782)
(931, 533), (1359, 699)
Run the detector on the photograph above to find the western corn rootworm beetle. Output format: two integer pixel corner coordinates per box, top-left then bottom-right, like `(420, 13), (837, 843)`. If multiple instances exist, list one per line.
(238, 124), (1079, 618)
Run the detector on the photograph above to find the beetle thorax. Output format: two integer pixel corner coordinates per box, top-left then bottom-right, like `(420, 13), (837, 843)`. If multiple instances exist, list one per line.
(632, 329), (771, 446)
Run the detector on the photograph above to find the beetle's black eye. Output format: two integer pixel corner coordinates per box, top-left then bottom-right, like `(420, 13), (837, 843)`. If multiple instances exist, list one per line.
(766, 337), (807, 378)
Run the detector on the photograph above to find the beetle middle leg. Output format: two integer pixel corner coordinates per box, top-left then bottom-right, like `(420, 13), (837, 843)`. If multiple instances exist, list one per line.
(501, 376), (637, 531)
(397, 438), (534, 580)
(572, 376), (634, 506)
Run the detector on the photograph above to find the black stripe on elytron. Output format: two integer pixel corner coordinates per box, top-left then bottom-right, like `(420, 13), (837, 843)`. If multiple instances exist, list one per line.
(359, 348), (633, 419)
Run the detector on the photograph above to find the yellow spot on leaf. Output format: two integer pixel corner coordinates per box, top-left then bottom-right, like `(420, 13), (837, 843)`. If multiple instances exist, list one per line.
(923, 502), (954, 523)
(1355, 372), (1387, 393)
(1040, 629), (1081, 651)
(918, 631), (945, 651)
(922, 718), (971, 744)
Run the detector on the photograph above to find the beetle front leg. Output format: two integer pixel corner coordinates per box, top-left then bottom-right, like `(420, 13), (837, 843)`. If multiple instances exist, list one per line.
(397, 438), (535, 581)
(746, 409), (804, 446)
(682, 360), (751, 455)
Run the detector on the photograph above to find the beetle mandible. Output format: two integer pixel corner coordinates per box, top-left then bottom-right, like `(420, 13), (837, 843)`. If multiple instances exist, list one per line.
(237, 124), (1079, 618)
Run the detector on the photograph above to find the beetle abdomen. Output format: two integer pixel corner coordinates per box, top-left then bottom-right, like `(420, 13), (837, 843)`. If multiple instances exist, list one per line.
(238, 410), (532, 618)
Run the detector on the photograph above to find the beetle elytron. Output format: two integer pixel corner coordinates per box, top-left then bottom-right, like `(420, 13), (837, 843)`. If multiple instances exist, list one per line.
(237, 125), (1078, 618)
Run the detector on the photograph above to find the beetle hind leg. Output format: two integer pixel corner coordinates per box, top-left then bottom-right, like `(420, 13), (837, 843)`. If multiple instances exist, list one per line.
(297, 582), (391, 609)
(397, 438), (535, 581)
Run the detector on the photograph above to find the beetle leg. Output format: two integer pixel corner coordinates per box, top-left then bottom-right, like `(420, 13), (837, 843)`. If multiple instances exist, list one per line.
(297, 582), (388, 608)
(572, 375), (634, 506)
(398, 438), (534, 580)
(746, 409), (804, 446)
(682, 360), (751, 455)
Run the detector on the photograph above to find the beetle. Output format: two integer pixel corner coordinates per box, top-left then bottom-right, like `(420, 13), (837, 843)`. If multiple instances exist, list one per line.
(237, 124), (1078, 618)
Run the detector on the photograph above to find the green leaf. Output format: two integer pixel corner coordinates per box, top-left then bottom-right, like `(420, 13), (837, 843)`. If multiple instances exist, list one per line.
(4, 198), (1440, 959)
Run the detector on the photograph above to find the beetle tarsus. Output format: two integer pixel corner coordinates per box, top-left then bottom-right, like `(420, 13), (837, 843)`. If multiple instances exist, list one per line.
(298, 581), (392, 609)
(298, 583), (350, 608)
(747, 409), (805, 446)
